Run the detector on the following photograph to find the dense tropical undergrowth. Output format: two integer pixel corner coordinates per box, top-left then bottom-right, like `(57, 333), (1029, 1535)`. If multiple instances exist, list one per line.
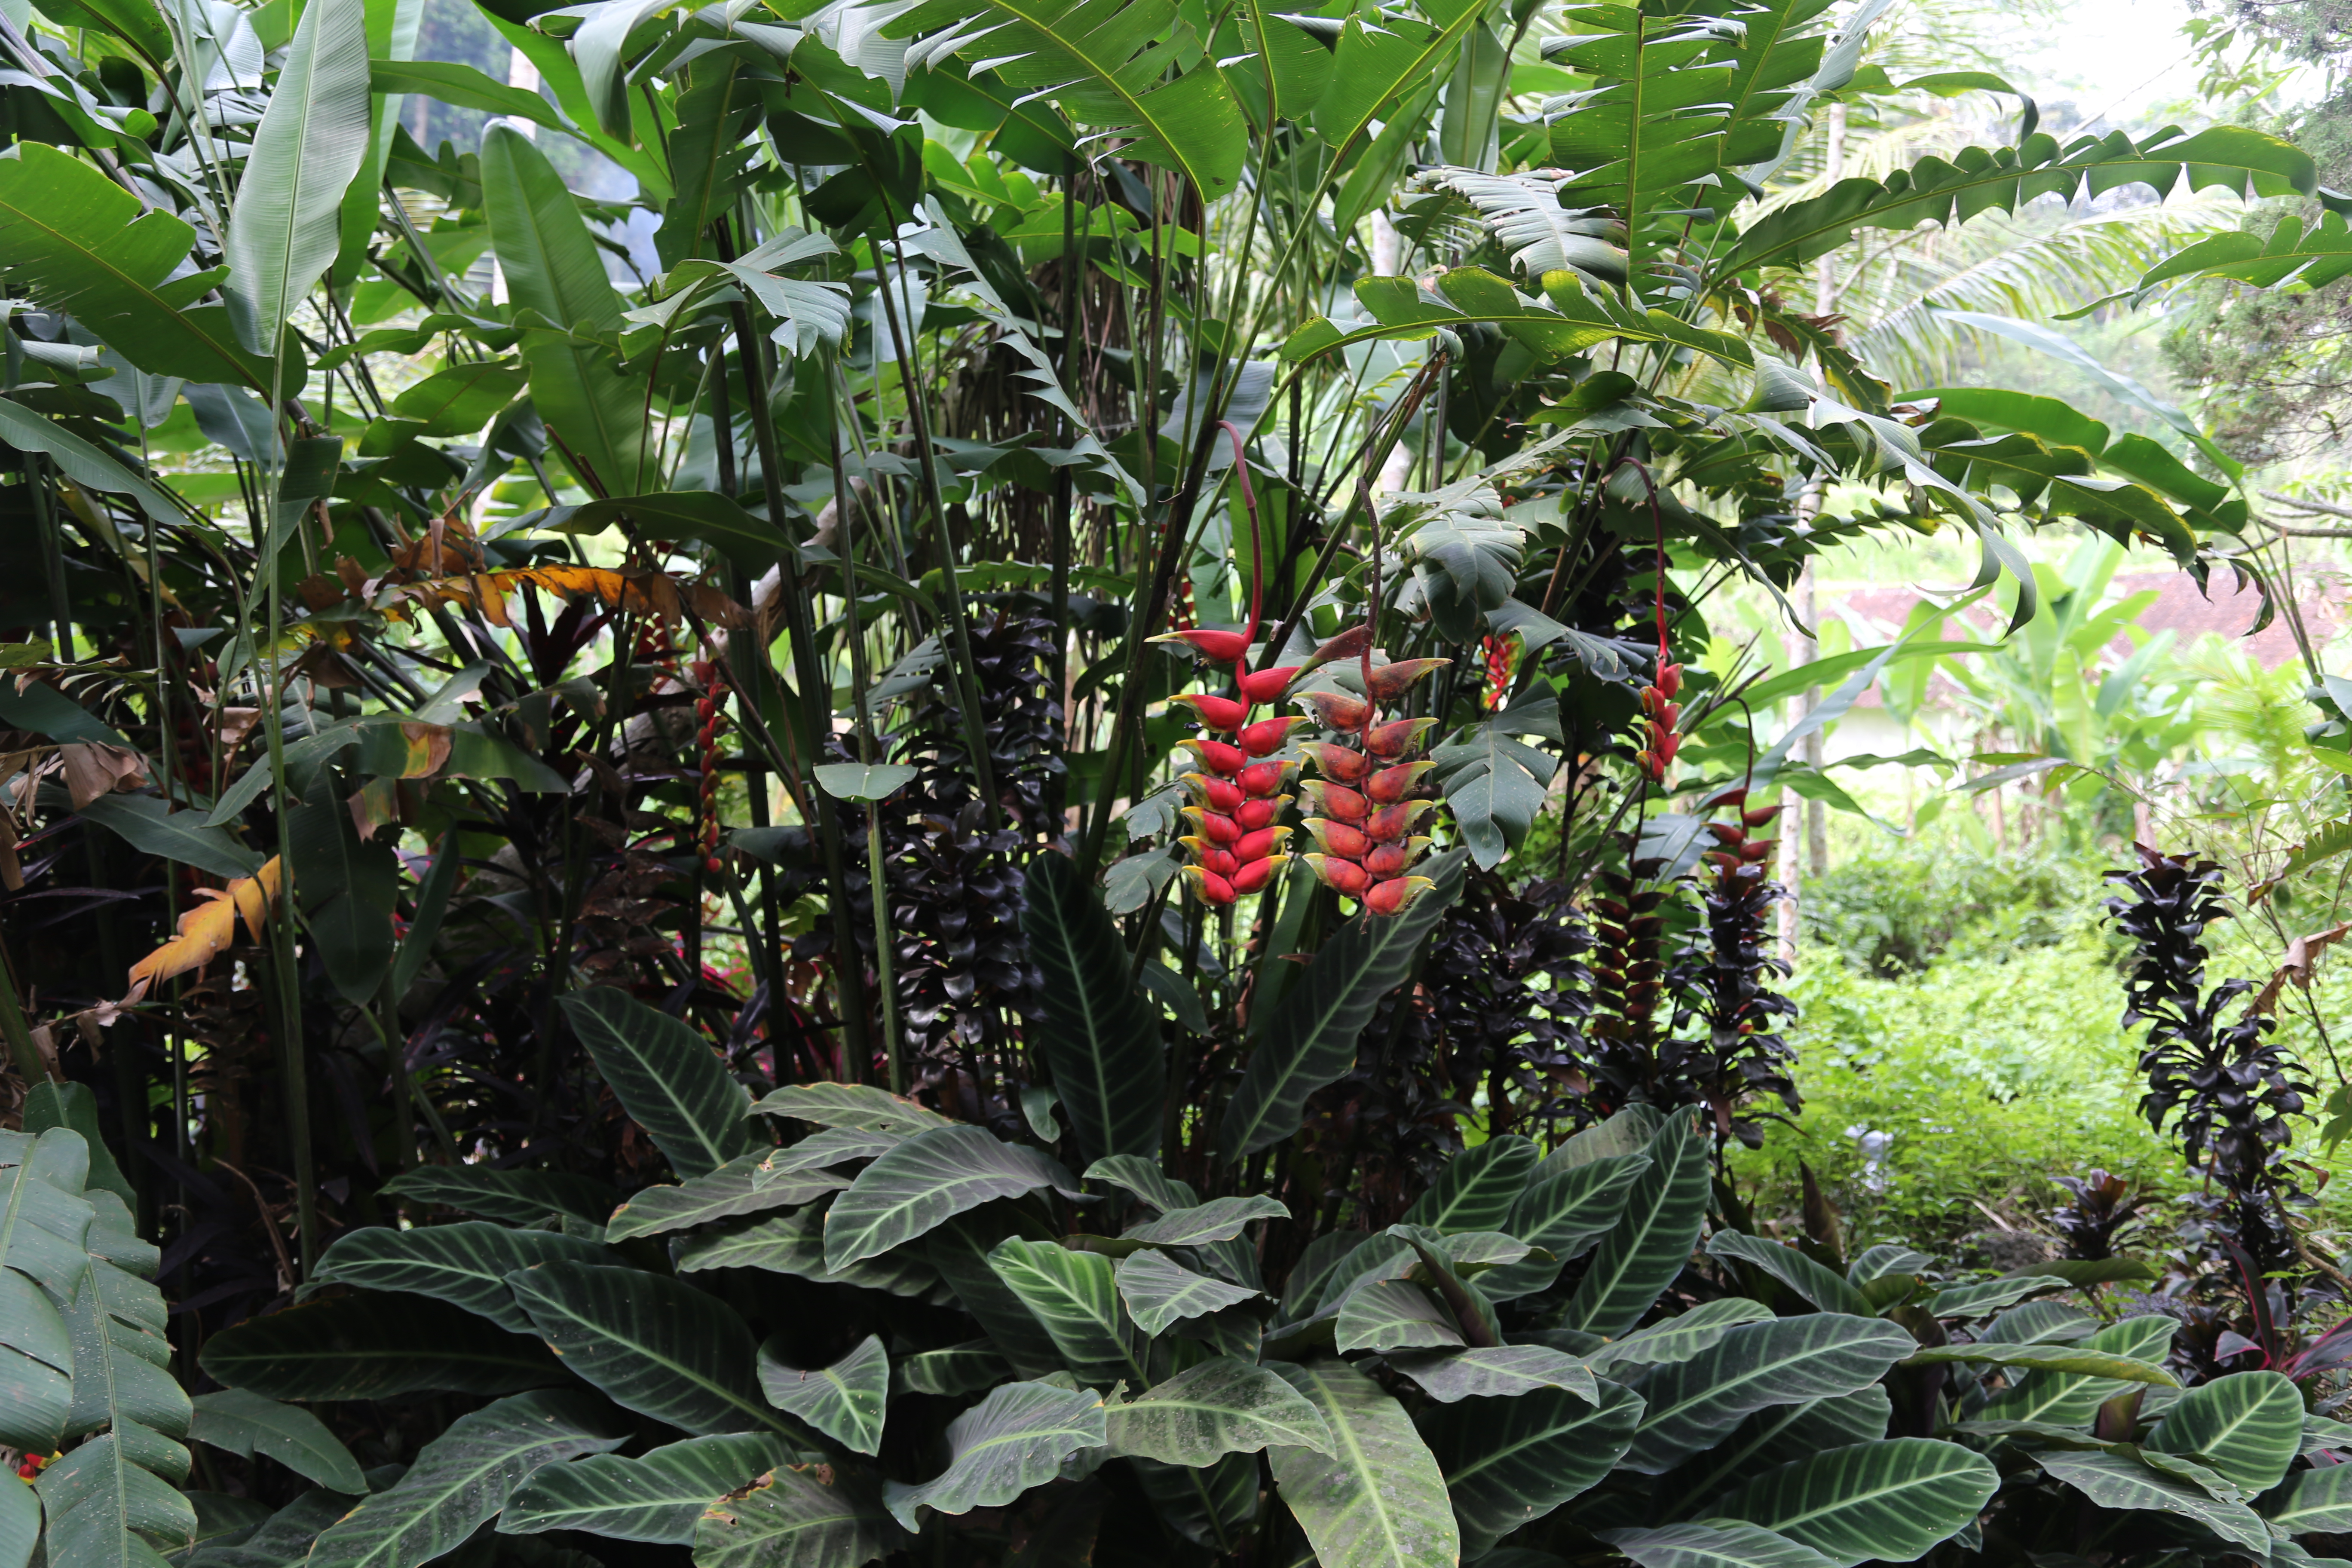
(5, 0), (2352, 1562)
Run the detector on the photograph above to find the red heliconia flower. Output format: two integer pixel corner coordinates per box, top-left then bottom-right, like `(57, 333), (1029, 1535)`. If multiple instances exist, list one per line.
(1173, 693), (1250, 732)
(1293, 656), (1450, 913)
(1152, 628), (1255, 665)
(1633, 660), (1684, 785)
(1237, 665), (1303, 704)
(1181, 738), (1249, 775)
(1237, 760), (1295, 797)
(1236, 797), (1281, 831)
(1238, 715), (1310, 756)
(1481, 633), (1518, 712)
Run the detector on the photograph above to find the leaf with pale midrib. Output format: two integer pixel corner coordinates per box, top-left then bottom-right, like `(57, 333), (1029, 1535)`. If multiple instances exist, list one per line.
(508, 1262), (785, 1438)
(502, 1433), (797, 1543)
(695, 1463), (902, 1568)
(557, 989), (753, 1179)
(189, 1390), (365, 1494)
(1620, 1316), (1916, 1473)
(1267, 1359), (1458, 1568)
(824, 1127), (1078, 1271)
(882, 1382), (1107, 1528)
(303, 1390), (625, 1568)
(1023, 853), (1164, 1165)
(757, 1335), (888, 1456)
(606, 1153), (845, 1242)
(1711, 1438), (2003, 1568)
(200, 1293), (564, 1402)
(1104, 1358), (1332, 1467)
(313, 1223), (610, 1334)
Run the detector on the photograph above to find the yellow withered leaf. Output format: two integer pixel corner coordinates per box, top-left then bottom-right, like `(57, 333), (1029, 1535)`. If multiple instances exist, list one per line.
(123, 856), (282, 1003)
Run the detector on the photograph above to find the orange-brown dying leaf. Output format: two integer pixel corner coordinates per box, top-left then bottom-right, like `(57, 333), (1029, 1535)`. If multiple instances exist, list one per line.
(124, 856), (282, 1003)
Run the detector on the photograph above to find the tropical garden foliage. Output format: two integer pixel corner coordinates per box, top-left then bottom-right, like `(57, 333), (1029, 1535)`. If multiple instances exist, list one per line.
(4, 0), (2352, 1562)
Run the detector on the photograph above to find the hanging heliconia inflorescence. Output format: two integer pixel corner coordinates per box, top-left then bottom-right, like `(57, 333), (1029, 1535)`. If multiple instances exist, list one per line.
(1294, 654), (1449, 916)
(1481, 632), (1519, 712)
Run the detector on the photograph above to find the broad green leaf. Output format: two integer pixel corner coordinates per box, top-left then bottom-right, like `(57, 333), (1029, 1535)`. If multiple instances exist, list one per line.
(508, 1262), (784, 1436)
(199, 1294), (564, 1400)
(19, 1088), (128, 1219)
(606, 1153), (848, 1242)
(189, 1390), (365, 1494)
(1707, 1234), (1871, 1317)
(1903, 387), (2110, 455)
(897, 0), (1247, 196)
(557, 988), (754, 1179)
(1422, 1379), (1642, 1551)
(757, 1335), (888, 1456)
(824, 1127), (1079, 1269)
(1711, 1438), (2001, 1567)
(1981, 1315), (2187, 1425)
(673, 1203), (943, 1300)
(35, 1435), (196, 1568)
(0, 1476), (33, 1568)
(925, 1215), (1066, 1381)
(986, 1238), (1144, 1388)
(892, 1343), (1010, 1399)
(2266, 1462), (2352, 1534)
(1904, 1342), (2180, 1385)
(1926, 1275), (2067, 1317)
(502, 1433), (796, 1542)
(1115, 1249), (1259, 1334)
(288, 789), (397, 1003)
(1269, 1359), (1458, 1568)
(481, 125), (647, 493)
(882, 1382), (1107, 1528)
(1605, 1520), (1842, 1568)
(2035, 1449), (2269, 1552)
(0, 144), (270, 390)
(313, 1223), (610, 1335)
(1336, 1280), (1464, 1355)
(1560, 1111), (1712, 1338)
(181, 1482), (368, 1568)
(759, 1129), (899, 1183)
(1216, 853), (1467, 1161)
(695, 1464), (901, 1568)
(1400, 1135), (1537, 1234)
(376, 1168), (617, 1228)
(1432, 709), (1561, 868)
(75, 795), (260, 879)
(1479, 1151), (1648, 1299)
(224, 0), (371, 353)
(305, 1390), (625, 1568)
(2148, 1370), (2304, 1492)
(1122, 1195), (1288, 1247)
(1587, 1298), (1777, 1376)
(1106, 1358), (1333, 1467)
(750, 1084), (952, 1135)
(1621, 1316), (1917, 1473)
(1667, 1389), (1894, 1506)
(1023, 853), (1164, 1165)
(0, 1131), (92, 1454)
(0, 399), (182, 530)
(1385, 1344), (1597, 1403)
(540, 491), (802, 572)
(369, 59), (570, 132)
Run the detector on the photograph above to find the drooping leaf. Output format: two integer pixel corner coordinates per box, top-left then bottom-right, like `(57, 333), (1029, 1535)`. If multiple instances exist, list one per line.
(1105, 1358), (1333, 1467)
(508, 1262), (784, 1437)
(1115, 1249), (1260, 1334)
(695, 1464), (902, 1568)
(304, 1390), (625, 1568)
(1902, 1342), (2180, 1385)
(1586, 1298), (1777, 1377)
(824, 1127), (1079, 1270)
(1022, 853), (1164, 1166)
(1335, 1279), (1465, 1355)
(375, 1168), (617, 1229)
(1421, 1378), (1642, 1551)
(1216, 853), (1467, 1162)
(2147, 1370), (2304, 1492)
(1979, 1315), (2186, 1425)
(1385, 1344), (1598, 1404)
(1122, 1195), (1289, 1247)
(606, 1154), (847, 1242)
(1559, 1111), (1712, 1338)
(75, 795), (261, 880)
(757, 1335), (889, 1457)
(557, 988), (754, 1179)
(1621, 1317), (1917, 1473)
(673, 1202), (944, 1300)
(925, 1215), (1066, 1381)
(188, 1390), (366, 1494)
(1710, 1438), (2002, 1568)
(0, 145), (272, 390)
(1604, 1520), (1842, 1568)
(502, 1433), (797, 1542)
(2035, 1449), (2269, 1552)
(200, 1294), (565, 1401)
(1268, 1359), (1459, 1568)
(1667, 1389), (1894, 1505)
(313, 1225), (611, 1336)
(750, 1084), (952, 1136)
(2265, 1461), (2352, 1534)
(882, 1382), (1107, 1529)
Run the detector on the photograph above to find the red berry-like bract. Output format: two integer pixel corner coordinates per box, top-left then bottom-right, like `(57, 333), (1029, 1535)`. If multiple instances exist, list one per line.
(1294, 657), (1449, 915)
